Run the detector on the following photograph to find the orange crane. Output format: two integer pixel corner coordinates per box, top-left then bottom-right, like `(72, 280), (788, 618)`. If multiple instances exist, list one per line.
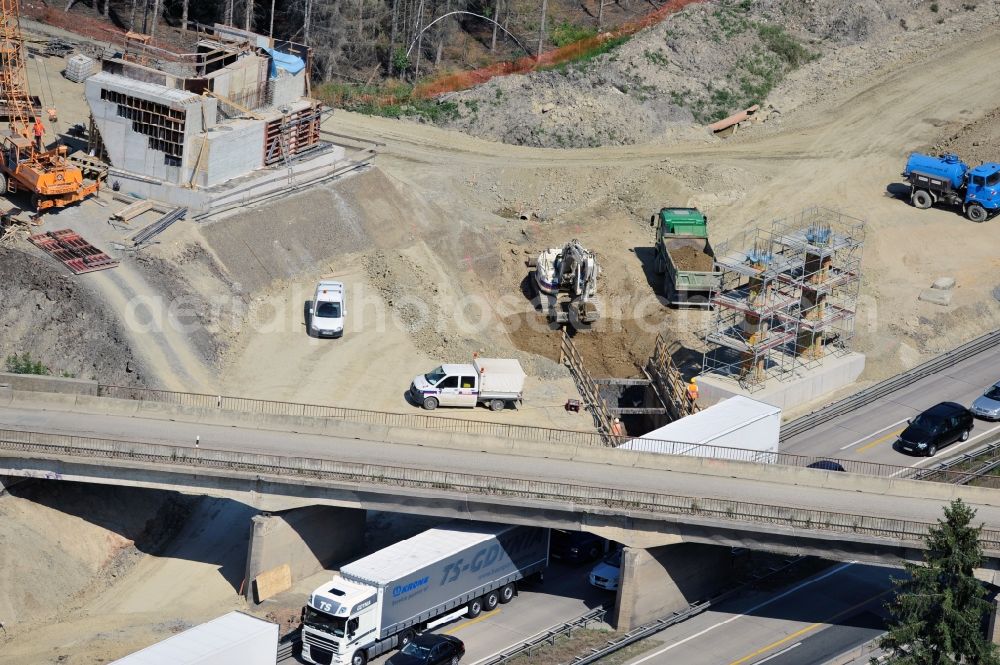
(0, 0), (97, 211)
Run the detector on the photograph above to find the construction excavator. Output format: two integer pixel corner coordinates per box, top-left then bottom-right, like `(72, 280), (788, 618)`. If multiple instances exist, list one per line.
(531, 239), (601, 331)
(0, 0), (97, 212)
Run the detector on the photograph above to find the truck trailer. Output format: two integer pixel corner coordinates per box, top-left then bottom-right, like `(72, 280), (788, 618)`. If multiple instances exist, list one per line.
(301, 522), (549, 665)
(649, 207), (721, 307)
(619, 395), (780, 463)
(902, 152), (1000, 222)
(409, 356), (526, 411)
(109, 611), (278, 665)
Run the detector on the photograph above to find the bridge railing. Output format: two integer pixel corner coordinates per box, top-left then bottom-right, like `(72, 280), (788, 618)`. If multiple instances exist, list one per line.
(4, 427), (1000, 553)
(91, 384), (1000, 486)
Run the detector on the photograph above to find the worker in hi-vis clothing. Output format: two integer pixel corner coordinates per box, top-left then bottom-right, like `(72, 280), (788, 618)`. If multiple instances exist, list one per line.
(686, 377), (699, 402)
(32, 117), (44, 152)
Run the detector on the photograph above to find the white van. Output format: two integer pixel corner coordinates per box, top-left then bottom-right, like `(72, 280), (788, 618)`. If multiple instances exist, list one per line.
(308, 281), (345, 338)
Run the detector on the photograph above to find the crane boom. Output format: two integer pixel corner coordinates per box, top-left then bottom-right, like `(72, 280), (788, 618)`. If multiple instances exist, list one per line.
(0, 0), (33, 139)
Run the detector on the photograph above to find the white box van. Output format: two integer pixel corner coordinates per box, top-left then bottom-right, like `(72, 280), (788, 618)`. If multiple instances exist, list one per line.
(308, 281), (345, 338)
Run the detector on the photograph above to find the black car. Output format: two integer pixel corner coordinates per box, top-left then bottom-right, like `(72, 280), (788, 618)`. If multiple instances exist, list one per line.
(387, 633), (465, 665)
(897, 402), (974, 457)
(550, 529), (607, 562)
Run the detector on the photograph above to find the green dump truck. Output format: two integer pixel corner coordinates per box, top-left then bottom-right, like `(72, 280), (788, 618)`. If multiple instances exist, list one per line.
(650, 207), (720, 307)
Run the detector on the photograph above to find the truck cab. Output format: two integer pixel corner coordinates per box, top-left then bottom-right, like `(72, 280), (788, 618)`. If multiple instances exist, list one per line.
(964, 163), (1000, 220)
(409, 364), (480, 409)
(303, 576), (379, 665)
(651, 206), (709, 241)
(309, 280), (346, 338)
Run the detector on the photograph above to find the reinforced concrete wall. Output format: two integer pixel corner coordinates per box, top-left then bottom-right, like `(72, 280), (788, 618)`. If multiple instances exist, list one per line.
(200, 120), (267, 187)
(0, 372), (98, 395)
(698, 351), (865, 411)
(86, 72), (213, 186)
(613, 543), (734, 631)
(244, 505), (365, 603)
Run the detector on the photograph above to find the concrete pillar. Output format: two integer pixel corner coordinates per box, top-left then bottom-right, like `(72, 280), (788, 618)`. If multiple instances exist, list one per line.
(244, 505), (365, 603)
(613, 543), (734, 631)
(989, 590), (1000, 646)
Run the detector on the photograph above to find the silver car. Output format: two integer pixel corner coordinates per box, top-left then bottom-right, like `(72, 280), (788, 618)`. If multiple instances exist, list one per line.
(971, 381), (1000, 421)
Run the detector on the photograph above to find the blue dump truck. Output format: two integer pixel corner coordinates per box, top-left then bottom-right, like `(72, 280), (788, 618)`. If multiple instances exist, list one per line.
(902, 152), (1000, 222)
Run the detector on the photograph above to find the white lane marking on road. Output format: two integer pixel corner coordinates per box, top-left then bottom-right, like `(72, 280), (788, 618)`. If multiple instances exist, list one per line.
(753, 642), (802, 664)
(839, 418), (911, 450)
(626, 561), (858, 665)
(901, 423), (1000, 471)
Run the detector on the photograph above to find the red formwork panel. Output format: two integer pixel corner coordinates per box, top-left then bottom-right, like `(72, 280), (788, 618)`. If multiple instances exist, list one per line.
(28, 229), (119, 274)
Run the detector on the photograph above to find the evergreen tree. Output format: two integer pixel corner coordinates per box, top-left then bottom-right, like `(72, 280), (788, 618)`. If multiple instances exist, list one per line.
(877, 499), (1000, 665)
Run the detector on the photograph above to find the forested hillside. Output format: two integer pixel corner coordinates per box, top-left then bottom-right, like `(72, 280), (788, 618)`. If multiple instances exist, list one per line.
(59, 0), (656, 82)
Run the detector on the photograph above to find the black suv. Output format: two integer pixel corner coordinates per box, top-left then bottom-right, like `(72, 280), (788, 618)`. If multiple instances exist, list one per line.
(897, 402), (974, 457)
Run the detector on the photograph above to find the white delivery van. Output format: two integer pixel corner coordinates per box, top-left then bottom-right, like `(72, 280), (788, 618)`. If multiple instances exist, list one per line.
(309, 280), (346, 338)
(409, 356), (526, 411)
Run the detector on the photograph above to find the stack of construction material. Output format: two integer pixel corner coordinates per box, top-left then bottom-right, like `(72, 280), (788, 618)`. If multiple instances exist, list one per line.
(64, 54), (95, 83)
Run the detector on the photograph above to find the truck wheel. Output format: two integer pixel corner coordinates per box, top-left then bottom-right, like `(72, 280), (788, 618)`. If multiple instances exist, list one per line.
(967, 203), (988, 223)
(911, 189), (933, 209)
(351, 650), (368, 665)
(498, 583), (516, 604)
(489, 399), (505, 412)
(484, 590), (500, 611)
(466, 597), (483, 618)
(422, 396), (438, 410)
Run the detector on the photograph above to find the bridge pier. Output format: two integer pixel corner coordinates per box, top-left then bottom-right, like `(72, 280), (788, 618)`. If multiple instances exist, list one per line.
(613, 543), (734, 631)
(244, 505), (365, 603)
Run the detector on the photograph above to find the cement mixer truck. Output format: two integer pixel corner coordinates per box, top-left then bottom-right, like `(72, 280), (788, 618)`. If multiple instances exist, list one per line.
(902, 152), (1000, 222)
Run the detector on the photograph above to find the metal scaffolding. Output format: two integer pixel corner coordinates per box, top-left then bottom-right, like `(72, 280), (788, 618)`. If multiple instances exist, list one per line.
(701, 207), (865, 391)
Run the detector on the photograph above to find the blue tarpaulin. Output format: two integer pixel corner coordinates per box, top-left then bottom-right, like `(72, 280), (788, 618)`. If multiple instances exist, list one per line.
(266, 48), (305, 78)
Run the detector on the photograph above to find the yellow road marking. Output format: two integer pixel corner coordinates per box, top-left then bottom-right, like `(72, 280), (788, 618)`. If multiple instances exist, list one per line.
(727, 588), (891, 665)
(727, 622), (822, 665)
(855, 428), (905, 453)
(443, 608), (501, 634)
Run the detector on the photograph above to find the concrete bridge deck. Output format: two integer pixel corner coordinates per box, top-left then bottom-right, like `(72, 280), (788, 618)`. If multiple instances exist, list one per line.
(3, 392), (1000, 571)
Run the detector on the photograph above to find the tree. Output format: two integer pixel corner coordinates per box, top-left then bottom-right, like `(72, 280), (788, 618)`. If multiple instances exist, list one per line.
(877, 499), (1000, 665)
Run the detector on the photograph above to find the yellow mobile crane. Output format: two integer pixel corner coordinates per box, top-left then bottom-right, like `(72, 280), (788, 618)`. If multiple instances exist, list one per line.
(0, 0), (97, 211)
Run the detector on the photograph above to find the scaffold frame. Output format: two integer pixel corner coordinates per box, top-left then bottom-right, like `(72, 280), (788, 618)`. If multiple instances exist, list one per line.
(701, 207), (865, 391)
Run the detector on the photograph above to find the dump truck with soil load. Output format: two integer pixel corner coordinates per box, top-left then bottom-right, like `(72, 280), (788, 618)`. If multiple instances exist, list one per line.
(902, 152), (1000, 222)
(301, 522), (549, 665)
(650, 207), (721, 307)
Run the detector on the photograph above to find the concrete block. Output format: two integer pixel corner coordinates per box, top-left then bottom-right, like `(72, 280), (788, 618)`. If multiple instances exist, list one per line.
(613, 543), (733, 631)
(919, 288), (952, 306)
(244, 504), (365, 603)
(931, 277), (956, 290)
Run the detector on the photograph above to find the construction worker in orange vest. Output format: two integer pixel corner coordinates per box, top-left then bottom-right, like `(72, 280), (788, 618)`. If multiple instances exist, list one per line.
(610, 417), (624, 438)
(686, 377), (699, 402)
(32, 117), (45, 152)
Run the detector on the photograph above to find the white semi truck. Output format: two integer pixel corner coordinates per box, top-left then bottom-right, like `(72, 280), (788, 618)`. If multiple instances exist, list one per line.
(409, 356), (526, 411)
(301, 522), (549, 665)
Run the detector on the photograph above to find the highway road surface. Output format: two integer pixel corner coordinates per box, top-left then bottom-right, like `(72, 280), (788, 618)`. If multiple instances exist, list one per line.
(783, 344), (1000, 468)
(4, 400), (1000, 531)
(620, 561), (892, 665)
